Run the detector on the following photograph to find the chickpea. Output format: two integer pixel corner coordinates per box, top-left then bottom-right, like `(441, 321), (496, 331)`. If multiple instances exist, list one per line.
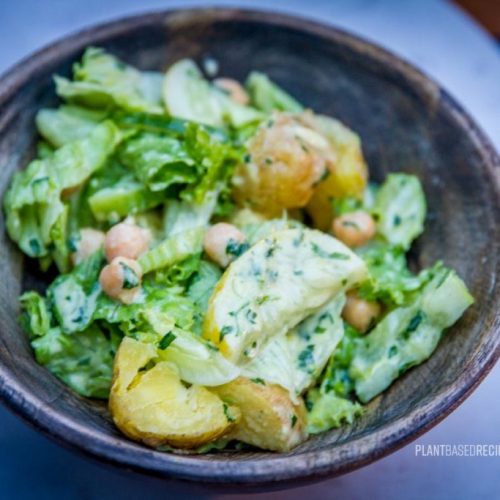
(203, 223), (247, 268)
(342, 291), (381, 333)
(99, 257), (142, 304)
(71, 228), (106, 266)
(332, 211), (376, 248)
(104, 222), (151, 262)
(214, 78), (250, 105)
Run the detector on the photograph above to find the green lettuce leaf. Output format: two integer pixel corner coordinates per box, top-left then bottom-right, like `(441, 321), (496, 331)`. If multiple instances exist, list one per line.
(19, 291), (52, 338)
(87, 174), (164, 223)
(55, 47), (163, 113)
(4, 121), (121, 270)
(162, 59), (262, 127)
(306, 389), (363, 434)
(351, 267), (474, 402)
(31, 323), (121, 399)
(187, 260), (222, 334)
(119, 132), (197, 191)
(47, 250), (105, 333)
(245, 71), (303, 113)
(357, 243), (440, 306)
(138, 227), (204, 274)
(373, 174), (426, 250)
(36, 105), (106, 148)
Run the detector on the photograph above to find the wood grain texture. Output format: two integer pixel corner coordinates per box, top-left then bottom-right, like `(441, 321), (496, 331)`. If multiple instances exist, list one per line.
(0, 8), (498, 488)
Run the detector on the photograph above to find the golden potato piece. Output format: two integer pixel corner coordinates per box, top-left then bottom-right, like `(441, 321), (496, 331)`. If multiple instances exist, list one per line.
(213, 377), (308, 452)
(232, 113), (333, 217)
(305, 114), (368, 230)
(109, 337), (239, 449)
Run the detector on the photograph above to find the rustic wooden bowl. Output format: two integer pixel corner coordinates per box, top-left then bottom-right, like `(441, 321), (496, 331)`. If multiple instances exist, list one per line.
(0, 8), (498, 487)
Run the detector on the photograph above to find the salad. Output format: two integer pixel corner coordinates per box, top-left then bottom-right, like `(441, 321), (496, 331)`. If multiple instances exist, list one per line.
(4, 48), (474, 453)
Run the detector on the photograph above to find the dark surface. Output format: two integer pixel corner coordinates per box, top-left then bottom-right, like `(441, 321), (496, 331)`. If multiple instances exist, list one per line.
(0, 7), (498, 488)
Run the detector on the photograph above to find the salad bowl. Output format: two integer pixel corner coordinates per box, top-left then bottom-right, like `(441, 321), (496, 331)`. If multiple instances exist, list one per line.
(0, 7), (498, 486)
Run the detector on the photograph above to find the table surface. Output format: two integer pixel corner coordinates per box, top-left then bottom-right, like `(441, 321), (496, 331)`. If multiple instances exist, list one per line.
(0, 1), (498, 499)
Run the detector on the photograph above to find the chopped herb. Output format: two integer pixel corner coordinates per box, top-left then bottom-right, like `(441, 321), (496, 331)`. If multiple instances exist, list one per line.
(293, 269), (304, 276)
(256, 295), (270, 305)
(393, 214), (402, 226)
(158, 332), (176, 350)
(226, 239), (250, 257)
(265, 244), (276, 258)
(401, 310), (426, 339)
(220, 325), (233, 339)
(120, 262), (140, 289)
(67, 235), (80, 253)
(243, 153), (252, 163)
(388, 345), (398, 358)
(298, 344), (315, 373)
(251, 377), (266, 385)
(245, 308), (257, 324)
(291, 414), (298, 428)
(265, 157), (273, 165)
(314, 325), (326, 333)
(223, 403), (237, 423)
(311, 243), (350, 260)
(330, 252), (350, 260)
(267, 119), (275, 128)
(29, 238), (42, 256)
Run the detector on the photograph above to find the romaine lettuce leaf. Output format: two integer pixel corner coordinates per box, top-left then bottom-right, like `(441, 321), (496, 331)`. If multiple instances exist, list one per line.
(138, 227), (204, 274)
(55, 47), (163, 113)
(31, 323), (121, 399)
(287, 294), (346, 394)
(36, 105), (106, 147)
(87, 174), (165, 223)
(162, 59), (262, 127)
(47, 250), (105, 333)
(163, 190), (218, 237)
(373, 174), (426, 250)
(350, 267), (474, 402)
(245, 71), (303, 113)
(306, 389), (363, 434)
(357, 243), (439, 306)
(119, 132), (197, 191)
(187, 260), (222, 334)
(19, 291), (52, 338)
(4, 121), (121, 270)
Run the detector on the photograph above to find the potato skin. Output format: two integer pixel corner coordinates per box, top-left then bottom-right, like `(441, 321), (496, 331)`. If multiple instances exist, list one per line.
(232, 113), (331, 217)
(109, 338), (239, 449)
(213, 377), (308, 452)
(305, 114), (368, 230)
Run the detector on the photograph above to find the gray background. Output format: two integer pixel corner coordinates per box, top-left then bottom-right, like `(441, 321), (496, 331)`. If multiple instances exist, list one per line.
(0, 1), (499, 499)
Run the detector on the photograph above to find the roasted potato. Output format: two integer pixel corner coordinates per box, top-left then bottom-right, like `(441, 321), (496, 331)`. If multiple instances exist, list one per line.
(213, 377), (308, 452)
(109, 337), (239, 449)
(304, 114), (368, 230)
(232, 113), (333, 216)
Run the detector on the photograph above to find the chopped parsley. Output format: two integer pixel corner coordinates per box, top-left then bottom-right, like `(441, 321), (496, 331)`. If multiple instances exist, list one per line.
(401, 310), (426, 339)
(223, 403), (237, 423)
(158, 331), (176, 350)
(311, 243), (350, 260)
(251, 377), (266, 385)
(298, 344), (315, 373)
(291, 414), (298, 428)
(220, 325), (234, 339)
(226, 239), (250, 257)
(120, 262), (140, 289)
